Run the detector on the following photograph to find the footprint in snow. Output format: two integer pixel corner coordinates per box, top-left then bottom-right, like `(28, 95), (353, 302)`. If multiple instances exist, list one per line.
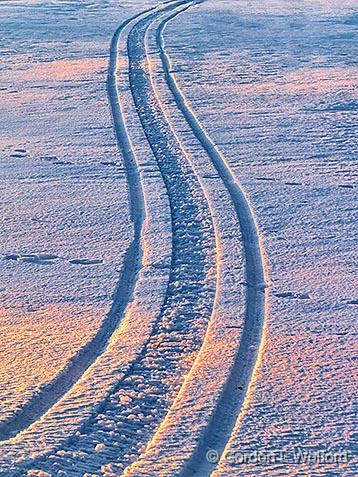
(10, 149), (28, 158)
(256, 177), (276, 182)
(4, 253), (60, 264)
(69, 258), (103, 265)
(273, 291), (311, 300)
(4, 254), (20, 261)
(40, 155), (72, 165)
(53, 160), (72, 165)
(273, 291), (294, 299)
(339, 184), (355, 189)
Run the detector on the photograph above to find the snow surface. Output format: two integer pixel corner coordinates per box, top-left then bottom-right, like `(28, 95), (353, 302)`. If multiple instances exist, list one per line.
(0, 0), (356, 476)
(165, 1), (357, 475)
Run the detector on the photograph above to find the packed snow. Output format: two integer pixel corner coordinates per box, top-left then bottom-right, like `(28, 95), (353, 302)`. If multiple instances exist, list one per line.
(0, 0), (356, 476)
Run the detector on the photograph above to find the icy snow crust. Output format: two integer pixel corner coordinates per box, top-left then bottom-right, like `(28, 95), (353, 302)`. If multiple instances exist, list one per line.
(0, 0), (356, 476)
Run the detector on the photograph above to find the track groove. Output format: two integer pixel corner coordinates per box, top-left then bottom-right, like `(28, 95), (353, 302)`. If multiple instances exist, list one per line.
(0, 4), (172, 473)
(157, 7), (268, 476)
(123, 3), (269, 476)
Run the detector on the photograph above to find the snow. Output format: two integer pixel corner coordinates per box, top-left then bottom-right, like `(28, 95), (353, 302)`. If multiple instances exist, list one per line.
(0, 0), (136, 458)
(164, 1), (357, 475)
(0, 0), (356, 476)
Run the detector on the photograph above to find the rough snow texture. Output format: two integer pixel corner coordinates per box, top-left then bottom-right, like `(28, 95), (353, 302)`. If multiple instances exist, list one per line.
(0, 0), (357, 476)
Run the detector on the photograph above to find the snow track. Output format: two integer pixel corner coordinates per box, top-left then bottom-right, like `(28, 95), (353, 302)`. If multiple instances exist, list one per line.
(123, 4), (268, 476)
(0, 1), (268, 475)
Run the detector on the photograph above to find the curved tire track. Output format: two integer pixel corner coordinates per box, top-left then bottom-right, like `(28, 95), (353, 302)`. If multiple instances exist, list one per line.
(40, 0), (217, 472)
(0, 1), (268, 475)
(3, 1), (218, 475)
(124, 3), (268, 476)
